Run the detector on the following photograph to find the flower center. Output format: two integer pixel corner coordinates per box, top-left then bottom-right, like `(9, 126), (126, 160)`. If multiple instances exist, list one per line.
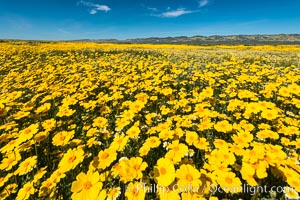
(160, 167), (166, 175)
(24, 129), (31, 134)
(249, 150), (256, 156)
(173, 146), (179, 152)
(23, 162), (30, 168)
(185, 174), (193, 182)
(292, 180), (299, 187)
(101, 152), (109, 159)
(25, 186), (32, 192)
(83, 181), (92, 190)
(134, 164), (140, 170)
(68, 156), (76, 163)
(225, 177), (233, 184)
(7, 159), (14, 165)
(132, 189), (139, 196)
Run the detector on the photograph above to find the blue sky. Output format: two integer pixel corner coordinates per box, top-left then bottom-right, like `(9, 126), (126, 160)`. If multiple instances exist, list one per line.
(0, 0), (300, 40)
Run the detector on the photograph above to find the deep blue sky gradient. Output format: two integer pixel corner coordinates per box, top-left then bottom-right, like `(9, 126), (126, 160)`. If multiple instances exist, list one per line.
(0, 0), (299, 40)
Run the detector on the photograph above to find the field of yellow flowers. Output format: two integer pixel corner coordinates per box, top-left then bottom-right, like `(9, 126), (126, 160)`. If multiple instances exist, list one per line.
(0, 41), (299, 200)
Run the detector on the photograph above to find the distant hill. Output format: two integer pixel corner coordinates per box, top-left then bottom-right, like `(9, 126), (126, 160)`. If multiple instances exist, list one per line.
(77, 34), (300, 45)
(121, 34), (300, 45)
(2, 34), (300, 45)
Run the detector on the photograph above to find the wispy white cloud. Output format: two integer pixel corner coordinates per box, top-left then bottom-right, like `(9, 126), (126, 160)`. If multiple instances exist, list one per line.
(89, 5), (111, 14)
(89, 9), (97, 14)
(147, 7), (158, 12)
(78, 0), (111, 14)
(154, 9), (193, 18)
(199, 0), (209, 7)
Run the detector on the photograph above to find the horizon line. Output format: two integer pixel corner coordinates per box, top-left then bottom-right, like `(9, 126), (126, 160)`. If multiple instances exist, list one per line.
(1, 33), (300, 42)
